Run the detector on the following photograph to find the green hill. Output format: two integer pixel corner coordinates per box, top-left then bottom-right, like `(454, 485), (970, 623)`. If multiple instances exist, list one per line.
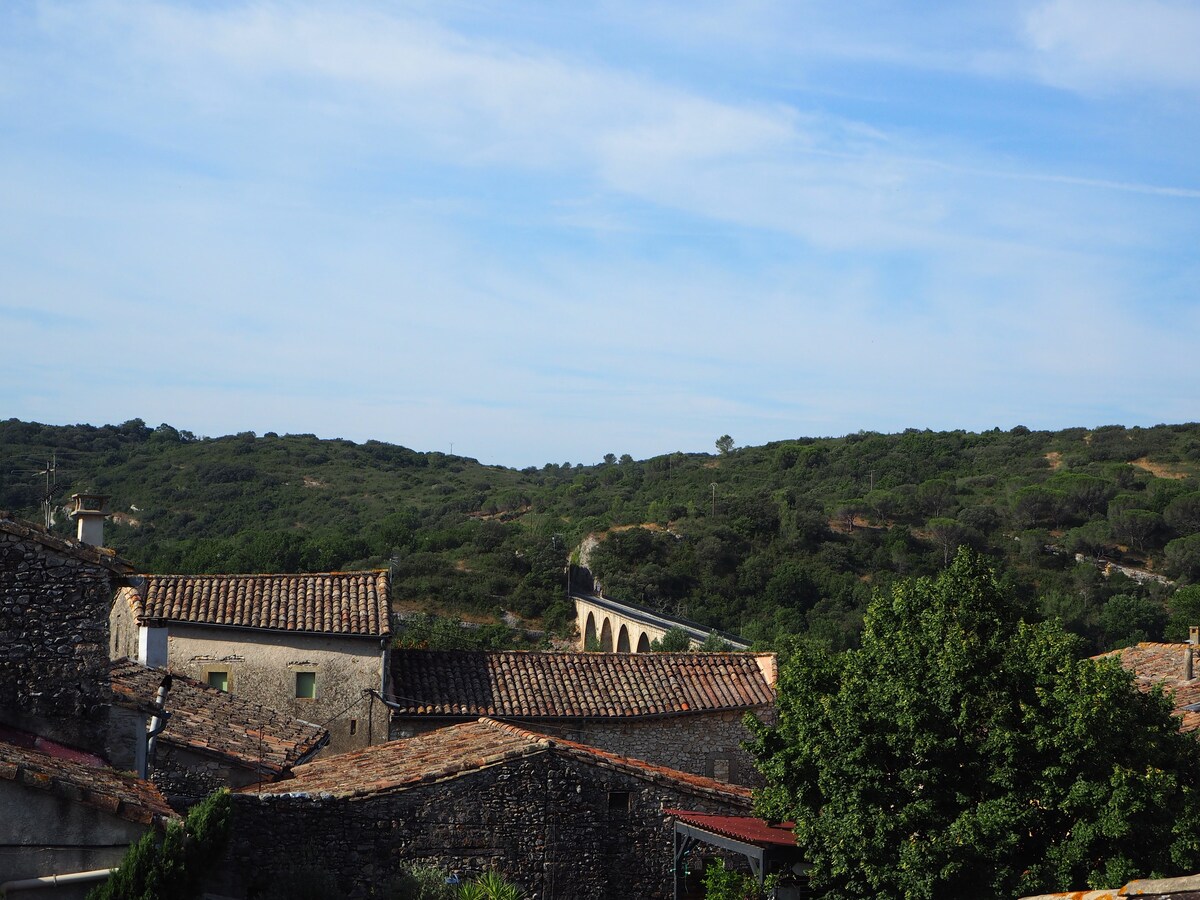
(4, 418), (1199, 652)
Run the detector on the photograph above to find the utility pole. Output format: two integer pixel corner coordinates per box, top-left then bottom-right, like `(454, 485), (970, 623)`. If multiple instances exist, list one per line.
(35, 453), (57, 529)
(710, 482), (717, 518)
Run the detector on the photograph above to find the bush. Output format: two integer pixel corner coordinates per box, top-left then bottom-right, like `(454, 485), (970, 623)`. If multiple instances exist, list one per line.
(88, 789), (231, 900)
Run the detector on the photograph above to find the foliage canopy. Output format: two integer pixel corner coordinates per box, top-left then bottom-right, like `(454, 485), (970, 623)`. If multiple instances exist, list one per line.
(749, 550), (1200, 900)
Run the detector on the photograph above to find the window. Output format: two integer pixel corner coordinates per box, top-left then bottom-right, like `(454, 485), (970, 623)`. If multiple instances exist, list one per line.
(295, 671), (317, 699)
(607, 790), (630, 812)
(712, 757), (731, 783)
(206, 670), (229, 693)
(349, 719), (358, 736)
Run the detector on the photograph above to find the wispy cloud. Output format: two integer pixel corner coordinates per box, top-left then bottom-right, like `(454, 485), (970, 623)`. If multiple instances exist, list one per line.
(1025, 0), (1200, 93)
(0, 1), (1196, 465)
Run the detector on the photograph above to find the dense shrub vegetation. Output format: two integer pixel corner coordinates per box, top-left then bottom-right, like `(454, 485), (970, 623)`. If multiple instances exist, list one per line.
(3, 418), (1199, 650)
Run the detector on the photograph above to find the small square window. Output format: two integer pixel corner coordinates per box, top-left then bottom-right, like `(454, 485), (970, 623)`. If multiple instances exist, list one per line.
(206, 671), (229, 692)
(295, 671), (317, 699)
(607, 790), (630, 812)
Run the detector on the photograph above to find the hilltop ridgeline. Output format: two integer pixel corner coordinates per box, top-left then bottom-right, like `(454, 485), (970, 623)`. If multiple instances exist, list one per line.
(3, 418), (1200, 652)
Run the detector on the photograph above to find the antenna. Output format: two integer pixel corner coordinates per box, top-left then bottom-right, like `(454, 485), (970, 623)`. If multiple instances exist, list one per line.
(35, 452), (58, 529)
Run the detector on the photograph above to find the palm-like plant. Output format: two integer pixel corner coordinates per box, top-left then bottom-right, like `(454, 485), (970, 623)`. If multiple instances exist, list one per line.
(458, 870), (525, 900)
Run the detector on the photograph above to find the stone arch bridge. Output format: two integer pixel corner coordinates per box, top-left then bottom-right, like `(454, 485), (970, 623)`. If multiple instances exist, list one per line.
(569, 566), (749, 653)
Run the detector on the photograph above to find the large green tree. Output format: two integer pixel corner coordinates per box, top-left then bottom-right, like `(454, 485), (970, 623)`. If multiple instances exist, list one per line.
(749, 550), (1200, 900)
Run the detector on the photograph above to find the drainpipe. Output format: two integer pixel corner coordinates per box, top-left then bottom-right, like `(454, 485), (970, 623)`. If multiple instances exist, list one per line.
(1, 868), (115, 896)
(142, 674), (173, 779)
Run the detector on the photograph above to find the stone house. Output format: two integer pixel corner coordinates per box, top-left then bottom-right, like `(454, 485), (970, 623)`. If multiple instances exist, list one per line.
(109, 658), (329, 805)
(112, 571), (392, 754)
(0, 514), (148, 770)
(0, 734), (176, 900)
(210, 717), (753, 900)
(388, 650), (777, 786)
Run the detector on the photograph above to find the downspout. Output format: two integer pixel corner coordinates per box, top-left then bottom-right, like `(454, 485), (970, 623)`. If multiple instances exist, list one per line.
(1, 868), (115, 896)
(141, 674), (173, 779)
(378, 636), (391, 746)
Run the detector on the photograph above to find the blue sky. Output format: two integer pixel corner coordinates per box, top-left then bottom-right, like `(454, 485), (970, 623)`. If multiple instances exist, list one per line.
(1, 1), (1198, 468)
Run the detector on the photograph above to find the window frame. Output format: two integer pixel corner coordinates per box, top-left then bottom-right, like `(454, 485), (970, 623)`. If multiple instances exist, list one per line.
(295, 670), (317, 700)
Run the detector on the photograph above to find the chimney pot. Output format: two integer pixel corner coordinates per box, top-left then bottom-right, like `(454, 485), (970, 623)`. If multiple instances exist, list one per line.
(69, 493), (110, 547)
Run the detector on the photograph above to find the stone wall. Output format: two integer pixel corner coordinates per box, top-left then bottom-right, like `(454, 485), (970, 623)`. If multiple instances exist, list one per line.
(566, 709), (769, 787)
(109, 585), (140, 661)
(0, 525), (120, 751)
(151, 743), (262, 810)
(394, 707), (773, 787)
(212, 750), (751, 900)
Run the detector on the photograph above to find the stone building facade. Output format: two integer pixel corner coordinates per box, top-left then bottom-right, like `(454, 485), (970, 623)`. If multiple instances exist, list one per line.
(389, 650), (777, 786)
(211, 718), (753, 900)
(113, 572), (392, 754)
(0, 516), (140, 761)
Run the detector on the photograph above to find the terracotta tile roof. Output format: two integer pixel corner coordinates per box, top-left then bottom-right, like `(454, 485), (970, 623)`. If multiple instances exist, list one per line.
(1097, 642), (1194, 681)
(125, 571), (390, 637)
(1095, 642), (1200, 732)
(0, 738), (176, 826)
(665, 809), (798, 849)
(0, 514), (134, 574)
(1020, 872), (1200, 898)
(243, 717), (752, 807)
(389, 651), (776, 719)
(109, 659), (329, 777)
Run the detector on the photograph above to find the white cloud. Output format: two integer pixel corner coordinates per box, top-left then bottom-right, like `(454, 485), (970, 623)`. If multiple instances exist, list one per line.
(1025, 0), (1200, 92)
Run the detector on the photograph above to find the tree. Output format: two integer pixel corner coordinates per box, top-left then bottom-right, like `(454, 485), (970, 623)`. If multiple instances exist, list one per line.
(1166, 534), (1200, 582)
(89, 789), (231, 900)
(1167, 585), (1200, 640)
(715, 434), (735, 455)
(925, 517), (978, 567)
(748, 550), (1200, 900)
(1098, 593), (1166, 648)
(1109, 507), (1165, 553)
(1165, 492), (1200, 536)
(649, 626), (693, 652)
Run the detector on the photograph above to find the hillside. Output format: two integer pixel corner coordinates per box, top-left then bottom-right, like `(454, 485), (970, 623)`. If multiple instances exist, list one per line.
(3, 418), (1200, 652)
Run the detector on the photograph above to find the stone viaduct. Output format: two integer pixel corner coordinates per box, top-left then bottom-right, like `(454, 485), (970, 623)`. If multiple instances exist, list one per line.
(568, 566), (749, 653)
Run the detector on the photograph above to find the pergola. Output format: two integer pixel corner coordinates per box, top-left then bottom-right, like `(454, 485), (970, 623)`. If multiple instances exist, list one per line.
(667, 809), (806, 899)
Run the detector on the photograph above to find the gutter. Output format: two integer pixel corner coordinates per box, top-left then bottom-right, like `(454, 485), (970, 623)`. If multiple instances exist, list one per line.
(1, 868), (114, 896)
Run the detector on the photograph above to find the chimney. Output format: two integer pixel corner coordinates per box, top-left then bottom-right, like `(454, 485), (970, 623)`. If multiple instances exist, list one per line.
(69, 493), (110, 547)
(755, 652), (779, 689)
(1185, 627), (1198, 682)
